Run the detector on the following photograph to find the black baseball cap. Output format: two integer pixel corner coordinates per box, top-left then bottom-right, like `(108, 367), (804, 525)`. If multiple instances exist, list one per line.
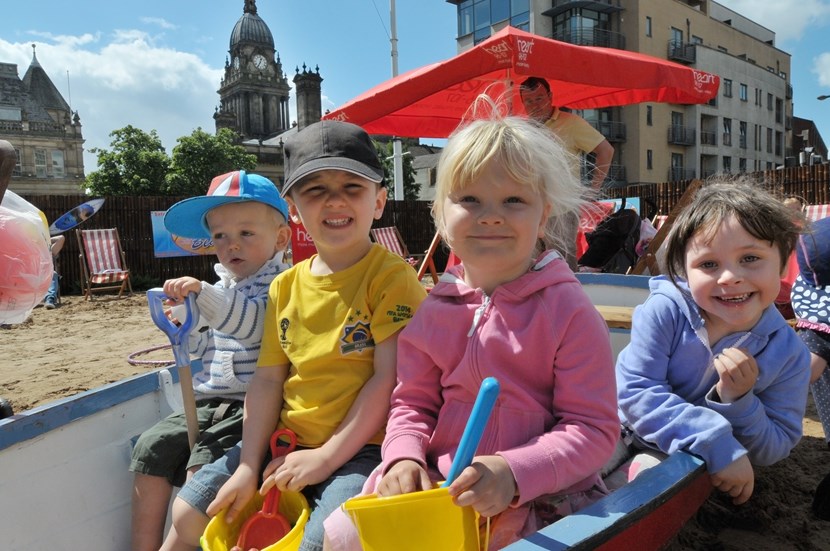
(281, 120), (384, 197)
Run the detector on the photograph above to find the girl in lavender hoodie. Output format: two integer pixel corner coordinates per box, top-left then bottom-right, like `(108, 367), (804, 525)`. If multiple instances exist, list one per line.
(324, 100), (619, 549)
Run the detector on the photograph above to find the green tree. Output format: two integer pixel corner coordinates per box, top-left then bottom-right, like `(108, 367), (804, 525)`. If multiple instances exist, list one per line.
(375, 140), (421, 200)
(85, 126), (170, 195)
(165, 128), (258, 196)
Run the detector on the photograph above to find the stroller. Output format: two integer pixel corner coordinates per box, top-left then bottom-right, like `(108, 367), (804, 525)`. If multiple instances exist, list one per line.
(578, 200), (641, 274)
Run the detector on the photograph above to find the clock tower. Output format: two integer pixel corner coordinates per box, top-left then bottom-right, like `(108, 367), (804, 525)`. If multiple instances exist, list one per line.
(215, 0), (291, 140)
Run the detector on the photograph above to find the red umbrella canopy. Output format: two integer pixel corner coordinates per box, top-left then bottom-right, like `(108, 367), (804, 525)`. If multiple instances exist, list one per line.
(324, 26), (720, 138)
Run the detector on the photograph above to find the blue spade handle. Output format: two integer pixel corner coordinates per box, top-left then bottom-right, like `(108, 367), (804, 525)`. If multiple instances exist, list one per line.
(441, 377), (500, 487)
(147, 288), (200, 368)
(147, 288), (201, 449)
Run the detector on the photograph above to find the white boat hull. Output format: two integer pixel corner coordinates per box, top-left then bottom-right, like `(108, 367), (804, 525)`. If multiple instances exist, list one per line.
(0, 273), (651, 549)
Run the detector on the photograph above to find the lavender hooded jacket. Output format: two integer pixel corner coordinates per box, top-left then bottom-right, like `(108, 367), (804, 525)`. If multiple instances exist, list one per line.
(382, 251), (619, 504)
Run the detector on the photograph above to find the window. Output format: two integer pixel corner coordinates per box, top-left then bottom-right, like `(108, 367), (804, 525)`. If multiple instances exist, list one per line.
(692, 35), (703, 44)
(459, 0), (530, 39)
(723, 156), (732, 172)
(13, 148), (21, 176)
(739, 83), (748, 101)
(755, 89), (762, 106)
(0, 106), (22, 121)
(767, 92), (773, 111)
(647, 149), (653, 170)
(723, 117), (732, 146)
(646, 105), (653, 126)
(767, 127), (773, 153)
(459, 1), (472, 36)
(723, 79), (733, 98)
(491, 0), (509, 23)
(739, 158), (747, 172)
(35, 149), (47, 178)
(51, 150), (65, 178)
(739, 121), (747, 149)
(646, 16), (652, 37)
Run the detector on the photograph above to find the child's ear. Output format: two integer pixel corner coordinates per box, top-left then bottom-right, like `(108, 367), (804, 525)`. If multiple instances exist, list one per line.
(374, 185), (388, 220)
(286, 198), (302, 224)
(537, 203), (553, 238)
(275, 223), (292, 252)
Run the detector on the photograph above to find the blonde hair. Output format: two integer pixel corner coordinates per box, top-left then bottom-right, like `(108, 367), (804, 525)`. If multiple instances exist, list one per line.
(431, 95), (586, 255)
(664, 176), (806, 283)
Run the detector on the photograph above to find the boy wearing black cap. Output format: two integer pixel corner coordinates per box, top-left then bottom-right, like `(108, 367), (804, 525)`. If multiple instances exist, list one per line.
(162, 121), (426, 551)
(131, 170), (291, 551)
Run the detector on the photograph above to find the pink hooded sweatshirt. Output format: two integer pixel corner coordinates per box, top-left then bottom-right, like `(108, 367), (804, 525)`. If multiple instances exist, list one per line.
(382, 251), (619, 504)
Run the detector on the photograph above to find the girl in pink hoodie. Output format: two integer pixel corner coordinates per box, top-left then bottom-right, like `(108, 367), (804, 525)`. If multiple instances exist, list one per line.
(325, 100), (618, 549)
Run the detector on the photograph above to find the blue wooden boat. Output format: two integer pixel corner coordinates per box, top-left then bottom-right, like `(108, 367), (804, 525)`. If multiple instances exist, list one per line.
(0, 273), (711, 550)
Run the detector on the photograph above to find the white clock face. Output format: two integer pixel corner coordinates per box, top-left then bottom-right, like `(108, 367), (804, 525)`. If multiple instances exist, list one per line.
(253, 54), (267, 69)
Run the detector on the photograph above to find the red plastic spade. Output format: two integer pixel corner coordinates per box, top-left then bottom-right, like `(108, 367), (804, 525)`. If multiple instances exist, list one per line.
(236, 428), (297, 550)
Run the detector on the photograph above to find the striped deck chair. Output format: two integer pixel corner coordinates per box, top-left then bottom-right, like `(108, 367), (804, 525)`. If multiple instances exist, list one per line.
(76, 228), (133, 300)
(370, 226), (424, 267)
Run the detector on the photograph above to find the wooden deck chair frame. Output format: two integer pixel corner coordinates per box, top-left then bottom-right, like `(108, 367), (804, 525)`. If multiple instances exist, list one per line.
(370, 226), (438, 283)
(76, 228), (133, 300)
(630, 180), (703, 276)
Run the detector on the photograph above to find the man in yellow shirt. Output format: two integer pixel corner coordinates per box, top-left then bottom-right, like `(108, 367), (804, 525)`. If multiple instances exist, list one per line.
(520, 77), (615, 270)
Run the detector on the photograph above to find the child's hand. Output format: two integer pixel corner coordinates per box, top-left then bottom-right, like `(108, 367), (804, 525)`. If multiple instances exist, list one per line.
(260, 447), (333, 494)
(711, 455), (754, 505)
(714, 348), (758, 403)
(162, 276), (202, 302)
(206, 464), (260, 524)
(447, 455), (517, 518)
(377, 459), (432, 497)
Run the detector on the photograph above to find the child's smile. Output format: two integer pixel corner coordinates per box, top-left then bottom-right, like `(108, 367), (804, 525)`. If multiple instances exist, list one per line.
(684, 214), (782, 340)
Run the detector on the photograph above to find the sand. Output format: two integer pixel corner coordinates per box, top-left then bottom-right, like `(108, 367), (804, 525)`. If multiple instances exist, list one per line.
(1, 292), (829, 549)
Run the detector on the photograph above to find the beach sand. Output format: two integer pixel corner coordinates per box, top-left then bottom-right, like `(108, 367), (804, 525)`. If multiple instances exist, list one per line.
(1, 292), (829, 549)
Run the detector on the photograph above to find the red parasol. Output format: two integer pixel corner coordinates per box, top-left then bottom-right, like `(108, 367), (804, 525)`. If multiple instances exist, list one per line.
(324, 26), (720, 138)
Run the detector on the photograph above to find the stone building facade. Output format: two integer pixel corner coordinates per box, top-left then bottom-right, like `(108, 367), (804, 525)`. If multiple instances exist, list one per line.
(0, 46), (85, 195)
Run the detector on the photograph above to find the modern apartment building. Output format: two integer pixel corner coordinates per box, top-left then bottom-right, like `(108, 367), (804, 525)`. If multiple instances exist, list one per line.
(445, 0), (793, 186)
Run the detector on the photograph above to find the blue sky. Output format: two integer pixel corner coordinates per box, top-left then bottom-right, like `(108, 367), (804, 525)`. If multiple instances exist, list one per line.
(3, 1), (830, 172)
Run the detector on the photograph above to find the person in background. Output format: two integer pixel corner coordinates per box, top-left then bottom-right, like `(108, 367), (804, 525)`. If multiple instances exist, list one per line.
(790, 216), (830, 519)
(324, 98), (618, 550)
(43, 235), (65, 309)
(130, 170), (292, 551)
(159, 121), (427, 551)
(613, 178), (810, 506)
(519, 76), (614, 270)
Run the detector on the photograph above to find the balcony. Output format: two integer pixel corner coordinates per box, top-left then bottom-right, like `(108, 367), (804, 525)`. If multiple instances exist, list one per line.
(551, 27), (626, 49)
(700, 131), (717, 146)
(668, 125), (696, 146)
(786, 83), (793, 100)
(668, 167), (696, 181)
(544, 1), (624, 18)
(592, 120), (627, 143)
(668, 40), (696, 64)
(606, 164), (627, 186)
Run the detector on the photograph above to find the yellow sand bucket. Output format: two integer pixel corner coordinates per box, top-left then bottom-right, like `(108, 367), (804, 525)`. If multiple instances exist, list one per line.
(201, 490), (310, 551)
(342, 486), (480, 551)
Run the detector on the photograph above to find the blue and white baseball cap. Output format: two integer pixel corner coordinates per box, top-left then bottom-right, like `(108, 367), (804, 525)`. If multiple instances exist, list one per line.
(164, 171), (289, 239)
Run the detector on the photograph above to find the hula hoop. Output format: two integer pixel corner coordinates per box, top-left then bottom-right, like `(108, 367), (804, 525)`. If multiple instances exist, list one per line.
(128, 343), (174, 366)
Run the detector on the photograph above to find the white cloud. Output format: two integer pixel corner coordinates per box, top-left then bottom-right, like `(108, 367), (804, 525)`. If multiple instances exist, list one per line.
(814, 52), (830, 87)
(0, 31), (222, 172)
(140, 17), (177, 31)
(717, 0), (830, 44)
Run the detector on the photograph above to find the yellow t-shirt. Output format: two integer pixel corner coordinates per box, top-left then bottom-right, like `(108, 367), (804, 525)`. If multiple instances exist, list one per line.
(545, 108), (606, 180)
(259, 244), (427, 448)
